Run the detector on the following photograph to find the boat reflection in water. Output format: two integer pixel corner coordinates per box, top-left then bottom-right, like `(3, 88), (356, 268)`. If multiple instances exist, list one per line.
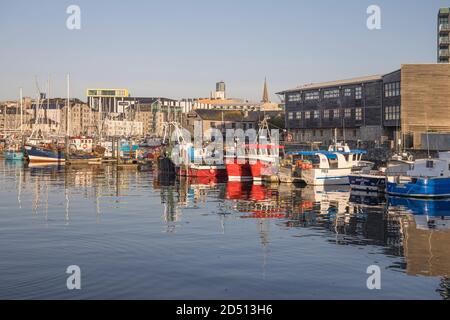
(388, 196), (450, 279)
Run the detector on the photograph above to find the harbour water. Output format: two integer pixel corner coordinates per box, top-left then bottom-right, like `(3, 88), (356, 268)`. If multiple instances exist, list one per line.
(0, 160), (449, 300)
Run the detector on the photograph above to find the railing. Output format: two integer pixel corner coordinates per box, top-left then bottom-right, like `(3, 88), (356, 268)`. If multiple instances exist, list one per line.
(440, 24), (450, 32)
(439, 49), (450, 57)
(439, 37), (450, 45)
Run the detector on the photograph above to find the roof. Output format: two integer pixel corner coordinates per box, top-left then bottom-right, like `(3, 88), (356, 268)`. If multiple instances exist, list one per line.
(277, 74), (382, 94)
(439, 7), (450, 14)
(194, 109), (266, 122)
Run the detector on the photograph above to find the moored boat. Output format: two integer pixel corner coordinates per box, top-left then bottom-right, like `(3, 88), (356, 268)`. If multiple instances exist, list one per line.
(24, 145), (65, 163)
(386, 152), (450, 198)
(349, 171), (386, 193)
(287, 148), (367, 186)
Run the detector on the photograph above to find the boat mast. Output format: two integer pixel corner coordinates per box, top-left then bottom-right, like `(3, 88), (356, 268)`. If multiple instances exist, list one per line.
(66, 73), (70, 137)
(20, 88), (23, 136)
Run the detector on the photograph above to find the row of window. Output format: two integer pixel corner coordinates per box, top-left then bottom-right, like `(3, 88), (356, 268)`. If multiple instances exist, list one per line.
(209, 122), (254, 129)
(385, 105), (400, 121)
(288, 86), (362, 102)
(288, 108), (363, 121)
(295, 129), (358, 138)
(384, 82), (400, 97)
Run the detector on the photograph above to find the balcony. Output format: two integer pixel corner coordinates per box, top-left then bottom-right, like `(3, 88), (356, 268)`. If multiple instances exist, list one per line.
(440, 49), (450, 57)
(440, 24), (450, 32)
(440, 37), (450, 45)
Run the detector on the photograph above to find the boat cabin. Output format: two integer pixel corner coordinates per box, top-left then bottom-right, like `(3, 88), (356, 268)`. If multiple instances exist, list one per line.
(69, 136), (94, 153)
(407, 152), (450, 178)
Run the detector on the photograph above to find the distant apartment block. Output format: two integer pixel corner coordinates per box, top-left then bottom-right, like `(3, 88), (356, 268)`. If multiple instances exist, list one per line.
(438, 7), (450, 63)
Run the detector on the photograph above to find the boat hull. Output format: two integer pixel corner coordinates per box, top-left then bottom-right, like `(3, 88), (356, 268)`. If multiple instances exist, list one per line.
(249, 160), (277, 181)
(226, 159), (252, 182)
(301, 168), (351, 186)
(387, 177), (450, 198)
(25, 147), (65, 163)
(187, 165), (227, 178)
(349, 174), (386, 193)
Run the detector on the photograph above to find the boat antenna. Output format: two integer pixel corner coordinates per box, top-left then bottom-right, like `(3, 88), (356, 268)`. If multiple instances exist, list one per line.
(425, 111), (430, 159)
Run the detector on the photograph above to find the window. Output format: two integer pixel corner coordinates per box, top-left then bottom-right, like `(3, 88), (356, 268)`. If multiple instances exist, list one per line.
(344, 88), (352, 97)
(288, 93), (301, 102)
(305, 91), (320, 100)
(323, 89), (340, 99)
(231, 123), (236, 129)
(344, 108), (351, 118)
(355, 87), (362, 99)
(305, 111), (311, 119)
(210, 122), (216, 128)
(324, 109), (330, 119)
(384, 82), (400, 97)
(426, 160), (434, 169)
(314, 110), (320, 119)
(296, 112), (302, 119)
(333, 109), (340, 119)
(288, 112), (294, 120)
(248, 123), (253, 129)
(385, 105), (400, 121)
(355, 108), (362, 121)
(320, 130), (324, 137)
(353, 129), (357, 137)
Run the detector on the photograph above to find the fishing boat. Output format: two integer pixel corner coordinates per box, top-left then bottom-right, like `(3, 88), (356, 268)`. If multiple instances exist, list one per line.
(349, 169), (386, 193)
(287, 146), (367, 186)
(386, 152), (450, 198)
(24, 145), (65, 163)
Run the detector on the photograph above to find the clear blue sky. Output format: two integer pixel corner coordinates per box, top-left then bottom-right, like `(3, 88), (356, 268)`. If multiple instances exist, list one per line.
(0, 0), (448, 102)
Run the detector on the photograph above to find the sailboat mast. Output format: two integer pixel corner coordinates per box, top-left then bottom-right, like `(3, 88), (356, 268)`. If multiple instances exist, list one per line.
(20, 88), (23, 135)
(66, 73), (70, 137)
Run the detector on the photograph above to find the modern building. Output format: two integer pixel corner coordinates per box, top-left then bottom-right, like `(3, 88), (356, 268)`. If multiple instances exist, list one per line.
(86, 88), (130, 114)
(214, 81), (226, 100)
(278, 64), (450, 150)
(438, 7), (450, 63)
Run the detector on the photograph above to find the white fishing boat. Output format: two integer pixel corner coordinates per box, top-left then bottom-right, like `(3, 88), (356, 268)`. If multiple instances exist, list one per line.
(287, 144), (367, 186)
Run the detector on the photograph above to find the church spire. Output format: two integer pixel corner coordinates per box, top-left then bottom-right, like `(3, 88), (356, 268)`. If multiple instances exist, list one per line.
(262, 78), (269, 103)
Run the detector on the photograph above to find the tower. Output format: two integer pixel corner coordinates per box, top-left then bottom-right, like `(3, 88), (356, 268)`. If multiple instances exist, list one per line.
(214, 81), (226, 99)
(438, 8), (450, 63)
(262, 78), (269, 103)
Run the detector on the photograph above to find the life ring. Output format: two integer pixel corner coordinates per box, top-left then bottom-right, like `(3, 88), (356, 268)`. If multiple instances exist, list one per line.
(286, 134), (293, 142)
(82, 144), (88, 149)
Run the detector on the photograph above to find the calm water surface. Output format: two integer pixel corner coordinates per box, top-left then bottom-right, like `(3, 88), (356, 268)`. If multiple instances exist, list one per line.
(0, 160), (449, 300)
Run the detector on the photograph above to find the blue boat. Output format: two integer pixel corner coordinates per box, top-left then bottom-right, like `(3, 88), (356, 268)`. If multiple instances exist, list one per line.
(386, 152), (450, 198)
(4, 151), (24, 161)
(349, 173), (386, 193)
(24, 145), (65, 163)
